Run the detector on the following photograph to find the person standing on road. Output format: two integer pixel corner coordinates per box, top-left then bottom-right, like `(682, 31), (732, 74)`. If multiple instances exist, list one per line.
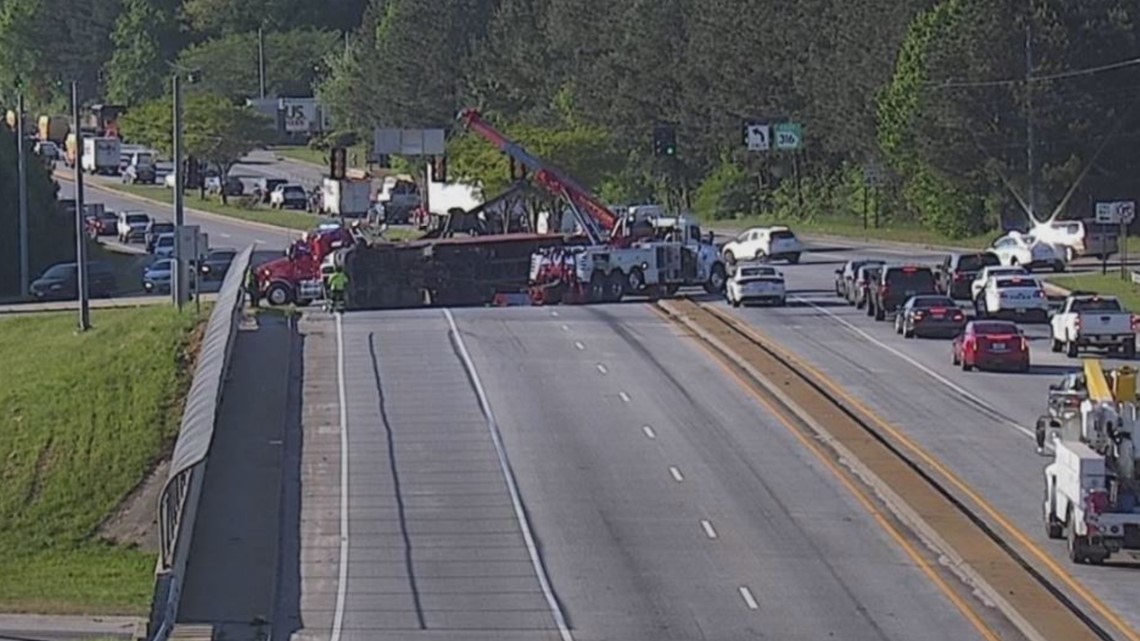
(326, 265), (349, 311)
(245, 267), (260, 308)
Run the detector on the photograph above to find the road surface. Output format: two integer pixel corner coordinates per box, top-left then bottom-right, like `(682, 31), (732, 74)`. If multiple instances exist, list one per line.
(281, 305), (1005, 641)
(721, 238), (1140, 635)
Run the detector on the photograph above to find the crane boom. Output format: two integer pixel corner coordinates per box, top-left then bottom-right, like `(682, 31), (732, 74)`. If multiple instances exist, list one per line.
(456, 108), (619, 242)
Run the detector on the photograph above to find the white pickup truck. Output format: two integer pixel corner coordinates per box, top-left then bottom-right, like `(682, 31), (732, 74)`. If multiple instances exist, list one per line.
(1050, 294), (1137, 358)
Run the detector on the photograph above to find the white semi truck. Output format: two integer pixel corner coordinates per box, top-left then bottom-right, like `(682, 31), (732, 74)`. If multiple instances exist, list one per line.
(1042, 360), (1140, 564)
(82, 136), (121, 175)
(320, 178), (372, 218)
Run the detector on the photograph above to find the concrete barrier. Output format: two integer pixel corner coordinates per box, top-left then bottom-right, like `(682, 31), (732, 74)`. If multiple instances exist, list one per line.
(147, 246), (254, 641)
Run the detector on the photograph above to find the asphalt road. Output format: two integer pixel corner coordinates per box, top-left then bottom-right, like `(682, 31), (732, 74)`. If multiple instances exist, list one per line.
(721, 239), (1140, 634)
(287, 305), (1000, 641)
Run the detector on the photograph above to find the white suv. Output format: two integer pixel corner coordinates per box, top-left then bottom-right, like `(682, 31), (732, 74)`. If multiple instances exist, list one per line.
(722, 226), (802, 264)
(970, 265), (1029, 301)
(977, 274), (1049, 322)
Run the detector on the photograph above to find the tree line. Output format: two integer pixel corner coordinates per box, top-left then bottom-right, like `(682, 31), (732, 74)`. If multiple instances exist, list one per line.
(2, 0), (1139, 238)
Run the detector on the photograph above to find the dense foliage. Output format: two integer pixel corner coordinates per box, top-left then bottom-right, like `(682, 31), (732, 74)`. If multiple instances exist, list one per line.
(2, 0), (1139, 238)
(0, 131), (68, 299)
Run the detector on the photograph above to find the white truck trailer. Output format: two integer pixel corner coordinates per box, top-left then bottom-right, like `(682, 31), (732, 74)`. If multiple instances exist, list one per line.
(320, 178), (371, 218)
(82, 136), (121, 175)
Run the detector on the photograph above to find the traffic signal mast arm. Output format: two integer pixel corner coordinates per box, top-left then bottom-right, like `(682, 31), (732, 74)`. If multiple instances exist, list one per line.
(456, 108), (620, 243)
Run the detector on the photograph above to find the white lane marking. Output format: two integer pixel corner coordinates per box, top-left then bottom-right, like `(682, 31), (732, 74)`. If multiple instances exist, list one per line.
(561, 324), (569, 331)
(574, 341), (585, 350)
(739, 586), (759, 610)
(642, 425), (656, 439)
(619, 391), (631, 403)
(219, 232), (231, 238)
(669, 466), (684, 482)
(596, 363), (608, 374)
(792, 296), (1039, 442)
(701, 519), (718, 539)
(331, 313), (350, 641)
(443, 309), (574, 641)
(255, 238), (266, 244)
(551, 310), (559, 317)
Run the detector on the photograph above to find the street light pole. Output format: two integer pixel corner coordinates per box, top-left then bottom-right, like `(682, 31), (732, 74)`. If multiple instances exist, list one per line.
(16, 92), (29, 299)
(258, 28), (267, 99)
(172, 73), (185, 311)
(72, 81), (90, 331)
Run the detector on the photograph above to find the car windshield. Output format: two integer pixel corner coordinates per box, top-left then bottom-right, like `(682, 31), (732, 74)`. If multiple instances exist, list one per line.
(958, 254), (999, 271)
(911, 296), (955, 308)
(153, 223), (174, 232)
(148, 260), (173, 272)
(284, 186), (304, 195)
(1071, 298), (1124, 313)
(209, 251), (236, 261)
(973, 322), (1019, 335)
(886, 267), (935, 289)
(860, 267), (881, 281)
(995, 278), (1039, 289)
(987, 267), (1025, 278)
(126, 214), (148, 224)
(771, 230), (796, 241)
(42, 264), (75, 278)
(157, 236), (174, 246)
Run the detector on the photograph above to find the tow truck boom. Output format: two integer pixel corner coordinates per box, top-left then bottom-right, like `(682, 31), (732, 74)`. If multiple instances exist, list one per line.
(456, 108), (617, 243)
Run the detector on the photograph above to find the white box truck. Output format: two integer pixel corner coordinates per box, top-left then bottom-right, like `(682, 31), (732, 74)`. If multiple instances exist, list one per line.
(320, 178), (371, 218)
(82, 137), (121, 175)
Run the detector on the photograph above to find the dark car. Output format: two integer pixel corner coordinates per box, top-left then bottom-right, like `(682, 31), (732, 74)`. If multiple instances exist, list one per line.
(936, 252), (1001, 300)
(951, 320), (1030, 372)
(894, 295), (966, 338)
(30, 262), (116, 300)
(836, 259), (884, 303)
(145, 220), (176, 253)
(870, 264), (938, 321)
(856, 264), (883, 311)
(199, 248), (237, 281)
(255, 178), (289, 203)
(86, 211), (118, 238)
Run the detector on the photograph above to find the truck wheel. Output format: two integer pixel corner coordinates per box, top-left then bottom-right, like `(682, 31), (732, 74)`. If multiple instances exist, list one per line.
(1045, 510), (1063, 540)
(627, 267), (646, 293)
(1066, 339), (1079, 358)
(866, 301), (875, 317)
(603, 272), (624, 302)
(266, 283), (293, 306)
(1068, 519), (1089, 564)
(1126, 341), (1137, 360)
(1052, 261), (1066, 273)
(588, 273), (607, 303)
(1051, 338), (1063, 353)
(874, 305), (885, 321)
(786, 253), (801, 264)
(704, 263), (727, 294)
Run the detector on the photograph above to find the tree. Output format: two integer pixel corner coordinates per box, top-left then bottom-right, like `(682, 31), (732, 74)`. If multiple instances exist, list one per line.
(181, 0), (370, 36)
(104, 0), (178, 106)
(119, 93), (273, 203)
(0, 127), (68, 298)
(178, 29), (341, 100)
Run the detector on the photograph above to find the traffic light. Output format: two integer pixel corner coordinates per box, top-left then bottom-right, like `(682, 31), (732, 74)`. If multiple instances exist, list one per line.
(185, 156), (201, 189)
(329, 146), (347, 180)
(653, 125), (677, 157)
(430, 155), (447, 183)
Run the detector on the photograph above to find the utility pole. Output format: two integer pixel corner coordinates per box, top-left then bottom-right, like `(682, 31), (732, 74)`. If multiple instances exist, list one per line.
(1025, 18), (1037, 220)
(258, 27), (267, 99)
(16, 92), (29, 299)
(172, 74), (185, 311)
(72, 82), (90, 331)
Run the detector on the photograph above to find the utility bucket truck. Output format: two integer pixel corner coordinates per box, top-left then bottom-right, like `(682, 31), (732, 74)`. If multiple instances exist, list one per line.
(1042, 359), (1140, 564)
(455, 109), (727, 305)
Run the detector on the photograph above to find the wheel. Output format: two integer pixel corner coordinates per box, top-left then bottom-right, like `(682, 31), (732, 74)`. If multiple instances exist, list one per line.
(961, 353), (973, 371)
(266, 282), (293, 306)
(866, 300), (875, 317)
(1053, 261), (1066, 273)
(952, 348), (960, 365)
(724, 250), (736, 266)
(603, 272), (624, 302)
(1051, 338), (1062, 353)
(776, 297), (786, 307)
(904, 326), (915, 339)
(1068, 516), (1089, 564)
(627, 267), (646, 293)
(589, 273), (607, 302)
(786, 253), (801, 264)
(836, 282), (843, 297)
(1066, 339), (1079, 358)
(1126, 341), (1137, 360)
(874, 305), (885, 321)
(754, 249), (767, 262)
(856, 296), (866, 310)
(1045, 510), (1063, 540)
(704, 262), (727, 294)
(731, 298), (741, 308)
(895, 318), (903, 334)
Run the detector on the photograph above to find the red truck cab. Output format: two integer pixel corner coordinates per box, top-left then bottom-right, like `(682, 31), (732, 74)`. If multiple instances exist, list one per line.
(258, 227), (355, 306)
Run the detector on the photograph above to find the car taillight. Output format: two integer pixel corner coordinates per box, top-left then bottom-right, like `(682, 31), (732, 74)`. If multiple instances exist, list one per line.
(914, 310), (926, 319)
(953, 273), (964, 281)
(1075, 317), (1082, 331)
(1132, 315), (1139, 332)
(952, 311), (964, 321)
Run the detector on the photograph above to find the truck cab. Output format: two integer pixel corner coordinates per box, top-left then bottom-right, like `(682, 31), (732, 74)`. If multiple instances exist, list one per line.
(1050, 294), (1137, 358)
(257, 227), (356, 306)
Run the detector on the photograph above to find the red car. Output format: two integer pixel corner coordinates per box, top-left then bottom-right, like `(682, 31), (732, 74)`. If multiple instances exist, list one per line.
(951, 320), (1030, 372)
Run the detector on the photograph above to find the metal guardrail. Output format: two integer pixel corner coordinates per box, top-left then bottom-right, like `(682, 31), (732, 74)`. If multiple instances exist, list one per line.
(148, 245), (254, 641)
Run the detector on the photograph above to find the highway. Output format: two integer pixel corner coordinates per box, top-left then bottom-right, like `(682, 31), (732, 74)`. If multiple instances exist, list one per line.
(725, 240), (1140, 634)
(285, 305), (1010, 641)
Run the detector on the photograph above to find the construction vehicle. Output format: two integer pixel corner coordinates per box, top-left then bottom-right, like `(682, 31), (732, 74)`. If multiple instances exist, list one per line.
(1041, 359), (1140, 564)
(455, 109), (727, 305)
(256, 224), (358, 306)
(38, 115), (69, 144)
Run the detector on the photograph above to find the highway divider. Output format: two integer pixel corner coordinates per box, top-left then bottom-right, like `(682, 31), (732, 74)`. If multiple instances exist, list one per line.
(147, 245), (254, 641)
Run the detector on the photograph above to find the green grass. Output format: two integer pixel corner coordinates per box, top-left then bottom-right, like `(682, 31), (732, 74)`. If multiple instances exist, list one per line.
(273, 144), (368, 169)
(0, 307), (202, 613)
(709, 214), (999, 249)
(1044, 272), (1140, 310)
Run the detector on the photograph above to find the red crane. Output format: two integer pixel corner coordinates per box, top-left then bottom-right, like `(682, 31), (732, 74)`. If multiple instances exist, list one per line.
(456, 108), (620, 243)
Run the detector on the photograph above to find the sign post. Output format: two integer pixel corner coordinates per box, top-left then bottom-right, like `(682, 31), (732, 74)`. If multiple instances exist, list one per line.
(1095, 201), (1135, 279)
(743, 122), (770, 152)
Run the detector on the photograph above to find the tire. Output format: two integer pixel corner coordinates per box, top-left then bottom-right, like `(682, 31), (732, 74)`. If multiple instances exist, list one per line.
(1126, 341), (1137, 360)
(786, 253), (801, 264)
(266, 283), (293, 306)
(874, 305), (885, 321)
(952, 348), (960, 365)
(1053, 261), (1066, 273)
(776, 297), (786, 307)
(1045, 510), (1064, 540)
(627, 267), (646, 294)
(895, 318), (903, 334)
(1068, 516), (1088, 564)
(904, 326), (915, 339)
(704, 262), (727, 294)
(603, 272), (624, 302)
(1051, 337), (1063, 353)
(589, 273), (607, 302)
(731, 298), (741, 308)
(866, 300), (875, 317)
(1066, 339), (1079, 358)
(962, 357), (973, 371)
(856, 296), (866, 310)
(724, 250), (736, 266)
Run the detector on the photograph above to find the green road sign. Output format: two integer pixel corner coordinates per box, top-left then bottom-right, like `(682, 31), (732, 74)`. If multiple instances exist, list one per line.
(774, 123), (802, 150)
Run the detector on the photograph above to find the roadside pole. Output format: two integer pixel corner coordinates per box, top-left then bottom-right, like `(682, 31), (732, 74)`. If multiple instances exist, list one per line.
(172, 74), (185, 311)
(16, 93), (29, 299)
(72, 82), (90, 331)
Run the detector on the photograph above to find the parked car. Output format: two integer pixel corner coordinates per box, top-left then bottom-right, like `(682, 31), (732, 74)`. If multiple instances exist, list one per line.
(145, 220), (176, 253)
(894, 295), (966, 338)
(869, 264), (937, 321)
(30, 261), (116, 300)
(255, 177), (289, 203)
(206, 175), (244, 197)
(117, 211), (151, 243)
(936, 252), (1000, 300)
(952, 320), (1030, 372)
(199, 248), (237, 281)
(270, 184), (308, 210)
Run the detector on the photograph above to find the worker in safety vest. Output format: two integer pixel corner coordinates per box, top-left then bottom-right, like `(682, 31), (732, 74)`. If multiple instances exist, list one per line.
(327, 265), (349, 309)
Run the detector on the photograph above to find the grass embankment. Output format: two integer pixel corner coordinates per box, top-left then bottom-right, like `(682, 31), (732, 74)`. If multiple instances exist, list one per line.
(712, 214), (998, 249)
(1044, 272), (1140, 310)
(0, 307), (202, 613)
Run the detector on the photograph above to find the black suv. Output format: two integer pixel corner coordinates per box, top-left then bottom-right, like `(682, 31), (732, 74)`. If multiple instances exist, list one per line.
(199, 248), (237, 281)
(870, 264), (938, 321)
(30, 261), (117, 300)
(936, 252), (1000, 300)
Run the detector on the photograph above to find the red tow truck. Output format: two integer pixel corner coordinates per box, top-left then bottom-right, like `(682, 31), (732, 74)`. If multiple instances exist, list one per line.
(257, 225), (357, 306)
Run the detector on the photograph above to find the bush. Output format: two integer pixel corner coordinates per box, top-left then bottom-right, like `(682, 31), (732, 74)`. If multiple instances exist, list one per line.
(693, 157), (755, 220)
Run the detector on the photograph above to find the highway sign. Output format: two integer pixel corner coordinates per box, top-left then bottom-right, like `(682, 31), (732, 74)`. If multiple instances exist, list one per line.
(1095, 201), (1135, 225)
(373, 128), (446, 156)
(744, 122), (770, 152)
(863, 160), (883, 187)
(774, 123), (802, 150)
(281, 98), (318, 133)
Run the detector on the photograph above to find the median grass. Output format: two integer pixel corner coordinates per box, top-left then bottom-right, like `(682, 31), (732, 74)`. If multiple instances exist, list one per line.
(1045, 271), (1140, 311)
(710, 214), (999, 249)
(0, 306), (202, 613)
